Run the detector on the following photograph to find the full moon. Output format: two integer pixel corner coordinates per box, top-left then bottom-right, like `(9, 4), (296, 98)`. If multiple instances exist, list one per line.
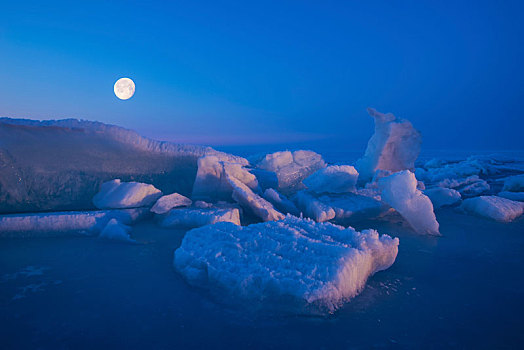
(114, 77), (135, 100)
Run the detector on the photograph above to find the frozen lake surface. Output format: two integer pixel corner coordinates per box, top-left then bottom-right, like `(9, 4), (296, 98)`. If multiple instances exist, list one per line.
(1, 208), (523, 349)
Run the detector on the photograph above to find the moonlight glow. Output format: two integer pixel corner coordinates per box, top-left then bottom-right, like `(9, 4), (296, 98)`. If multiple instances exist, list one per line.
(114, 78), (135, 100)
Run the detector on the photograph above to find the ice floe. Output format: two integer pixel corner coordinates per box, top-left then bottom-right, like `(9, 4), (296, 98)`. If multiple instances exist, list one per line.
(158, 207), (241, 228)
(424, 187), (461, 209)
(461, 196), (524, 222)
(150, 193), (192, 214)
(0, 208), (150, 237)
(303, 165), (359, 194)
(99, 218), (134, 242)
(255, 150), (326, 193)
(93, 179), (162, 209)
(295, 190), (388, 224)
(378, 170), (440, 235)
(356, 108), (422, 183)
(227, 174), (285, 222)
(497, 191), (524, 202)
(174, 216), (399, 313)
(191, 155), (256, 201)
(503, 175), (524, 192)
(263, 188), (300, 216)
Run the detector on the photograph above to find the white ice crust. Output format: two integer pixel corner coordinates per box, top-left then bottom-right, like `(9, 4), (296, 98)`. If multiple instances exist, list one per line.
(378, 170), (440, 235)
(93, 179), (162, 209)
(303, 165), (359, 194)
(356, 108), (421, 183)
(461, 196), (524, 222)
(174, 216), (399, 313)
(150, 193), (192, 214)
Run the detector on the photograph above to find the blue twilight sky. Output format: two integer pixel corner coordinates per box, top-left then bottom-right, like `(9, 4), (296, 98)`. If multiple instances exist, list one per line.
(0, 0), (523, 149)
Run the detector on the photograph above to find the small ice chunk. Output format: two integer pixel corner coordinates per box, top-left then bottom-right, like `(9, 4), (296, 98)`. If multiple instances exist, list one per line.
(424, 158), (445, 169)
(263, 188), (300, 216)
(503, 175), (524, 192)
(150, 193), (192, 214)
(93, 179), (162, 209)
(99, 218), (134, 242)
(378, 170), (440, 235)
(356, 108), (422, 183)
(193, 201), (213, 208)
(294, 191), (387, 224)
(498, 191), (524, 202)
(158, 207), (240, 228)
(174, 216), (399, 313)
(294, 191), (335, 222)
(303, 165), (359, 193)
(461, 196), (524, 222)
(227, 174), (285, 222)
(256, 150), (326, 193)
(424, 187), (461, 208)
(458, 179), (490, 197)
(436, 175), (489, 198)
(192, 155), (257, 201)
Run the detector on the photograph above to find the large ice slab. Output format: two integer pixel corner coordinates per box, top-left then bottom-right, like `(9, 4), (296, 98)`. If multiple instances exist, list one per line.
(0, 208), (150, 237)
(174, 216), (399, 313)
(158, 207), (241, 228)
(93, 179), (162, 209)
(461, 196), (524, 222)
(255, 150), (326, 193)
(0, 118), (240, 213)
(227, 174), (285, 222)
(294, 190), (388, 224)
(356, 108), (422, 183)
(303, 165), (358, 194)
(191, 155), (256, 201)
(424, 187), (461, 209)
(150, 193), (192, 214)
(378, 171), (440, 235)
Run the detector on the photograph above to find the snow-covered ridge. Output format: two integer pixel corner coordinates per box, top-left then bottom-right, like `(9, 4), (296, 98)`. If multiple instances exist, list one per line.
(0, 117), (240, 159)
(0, 118), (243, 213)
